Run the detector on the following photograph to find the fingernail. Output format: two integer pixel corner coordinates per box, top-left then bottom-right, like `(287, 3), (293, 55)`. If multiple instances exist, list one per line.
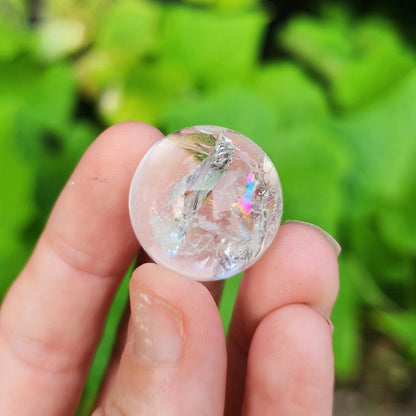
(284, 220), (341, 256)
(310, 305), (334, 334)
(131, 288), (184, 363)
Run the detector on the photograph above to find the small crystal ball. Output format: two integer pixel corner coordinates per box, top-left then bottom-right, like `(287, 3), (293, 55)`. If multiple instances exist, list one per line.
(129, 125), (283, 281)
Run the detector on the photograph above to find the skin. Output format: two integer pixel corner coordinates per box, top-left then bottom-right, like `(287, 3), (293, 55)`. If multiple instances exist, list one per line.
(0, 122), (339, 415)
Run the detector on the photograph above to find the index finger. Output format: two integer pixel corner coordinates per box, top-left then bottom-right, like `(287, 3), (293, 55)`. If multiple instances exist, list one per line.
(0, 122), (163, 416)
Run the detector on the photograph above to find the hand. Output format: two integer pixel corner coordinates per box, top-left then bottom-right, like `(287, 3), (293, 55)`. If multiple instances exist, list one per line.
(0, 122), (340, 415)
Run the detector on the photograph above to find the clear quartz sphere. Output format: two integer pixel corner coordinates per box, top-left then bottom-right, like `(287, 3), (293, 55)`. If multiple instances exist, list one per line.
(129, 125), (283, 281)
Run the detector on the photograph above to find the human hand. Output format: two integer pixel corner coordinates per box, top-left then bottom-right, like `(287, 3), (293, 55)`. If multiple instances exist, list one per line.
(0, 122), (340, 415)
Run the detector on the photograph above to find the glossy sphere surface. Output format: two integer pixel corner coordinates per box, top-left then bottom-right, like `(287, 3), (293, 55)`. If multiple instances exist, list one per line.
(129, 126), (283, 281)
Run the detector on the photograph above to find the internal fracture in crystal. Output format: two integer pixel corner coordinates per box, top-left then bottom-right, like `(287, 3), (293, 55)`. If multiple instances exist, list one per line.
(129, 125), (283, 281)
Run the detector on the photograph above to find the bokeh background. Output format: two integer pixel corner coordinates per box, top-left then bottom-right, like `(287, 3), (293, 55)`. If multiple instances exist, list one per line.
(1, 0), (416, 414)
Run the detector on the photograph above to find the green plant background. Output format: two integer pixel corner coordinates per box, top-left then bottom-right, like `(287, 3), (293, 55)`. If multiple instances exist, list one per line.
(1, 0), (415, 414)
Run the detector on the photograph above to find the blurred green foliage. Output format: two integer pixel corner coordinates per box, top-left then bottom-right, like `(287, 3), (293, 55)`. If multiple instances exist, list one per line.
(1, 0), (415, 413)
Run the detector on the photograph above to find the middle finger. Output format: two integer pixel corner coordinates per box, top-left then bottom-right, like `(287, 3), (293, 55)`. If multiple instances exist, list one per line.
(225, 221), (340, 415)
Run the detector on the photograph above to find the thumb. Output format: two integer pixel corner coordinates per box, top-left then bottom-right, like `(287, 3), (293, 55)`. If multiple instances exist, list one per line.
(93, 264), (226, 416)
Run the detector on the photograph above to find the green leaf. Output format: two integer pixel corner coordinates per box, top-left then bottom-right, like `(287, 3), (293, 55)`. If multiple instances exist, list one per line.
(373, 311), (416, 362)
(33, 120), (98, 217)
(332, 255), (363, 381)
(252, 62), (330, 128)
(0, 9), (29, 60)
(29, 63), (77, 134)
(98, 61), (193, 125)
(378, 197), (416, 255)
(160, 5), (267, 85)
(63, 120), (99, 163)
(219, 273), (241, 333)
(339, 72), (416, 200)
(337, 71), (416, 256)
(0, 59), (76, 136)
(346, 252), (396, 309)
(333, 19), (415, 110)
(280, 8), (415, 110)
(74, 49), (130, 98)
(96, 0), (160, 57)
(0, 105), (35, 295)
(183, 0), (259, 11)
(280, 9), (353, 81)
(349, 215), (415, 293)
(33, 17), (89, 61)
(266, 122), (350, 235)
(375, 118), (416, 255)
(162, 85), (278, 143)
(0, 57), (41, 109)
(76, 0), (161, 100)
